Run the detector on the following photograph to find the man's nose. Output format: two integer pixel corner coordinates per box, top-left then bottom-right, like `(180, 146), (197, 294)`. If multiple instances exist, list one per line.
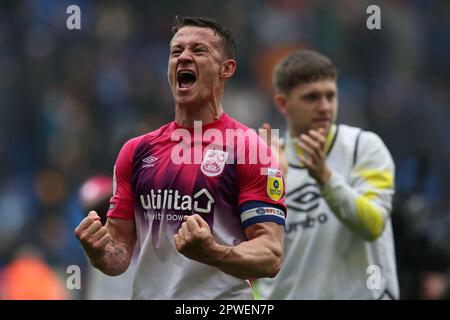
(178, 49), (193, 63)
(317, 97), (331, 112)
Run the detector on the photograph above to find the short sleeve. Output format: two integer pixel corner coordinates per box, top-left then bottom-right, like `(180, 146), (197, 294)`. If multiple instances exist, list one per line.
(237, 133), (287, 228)
(107, 138), (138, 220)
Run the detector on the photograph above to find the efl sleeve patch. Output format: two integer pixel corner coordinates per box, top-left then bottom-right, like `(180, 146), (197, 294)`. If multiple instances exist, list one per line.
(240, 201), (286, 228)
(266, 168), (284, 201)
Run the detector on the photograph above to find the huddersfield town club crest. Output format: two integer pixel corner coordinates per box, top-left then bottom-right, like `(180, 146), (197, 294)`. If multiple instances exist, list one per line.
(201, 149), (228, 177)
(267, 168), (284, 201)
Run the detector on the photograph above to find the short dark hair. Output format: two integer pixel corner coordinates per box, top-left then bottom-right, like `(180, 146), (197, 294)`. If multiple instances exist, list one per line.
(273, 50), (337, 94)
(171, 16), (236, 59)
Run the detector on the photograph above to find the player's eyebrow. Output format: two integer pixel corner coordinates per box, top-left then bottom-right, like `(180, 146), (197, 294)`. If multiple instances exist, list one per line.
(301, 87), (336, 96)
(300, 90), (320, 98)
(171, 41), (212, 49)
(188, 42), (210, 49)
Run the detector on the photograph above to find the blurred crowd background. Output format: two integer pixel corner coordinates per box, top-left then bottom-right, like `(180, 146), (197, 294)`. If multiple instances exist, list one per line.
(0, 0), (449, 299)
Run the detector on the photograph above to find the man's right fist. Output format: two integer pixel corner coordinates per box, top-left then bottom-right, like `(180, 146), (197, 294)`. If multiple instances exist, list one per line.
(74, 211), (111, 259)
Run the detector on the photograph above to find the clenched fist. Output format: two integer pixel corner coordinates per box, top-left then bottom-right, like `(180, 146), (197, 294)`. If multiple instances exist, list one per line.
(74, 211), (111, 260)
(173, 214), (217, 261)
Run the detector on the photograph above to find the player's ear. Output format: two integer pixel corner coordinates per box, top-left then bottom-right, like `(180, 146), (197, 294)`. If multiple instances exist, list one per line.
(274, 93), (288, 116)
(219, 59), (236, 79)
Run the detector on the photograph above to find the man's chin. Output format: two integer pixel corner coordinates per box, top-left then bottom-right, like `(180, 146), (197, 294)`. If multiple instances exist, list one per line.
(175, 94), (198, 107)
(175, 92), (211, 109)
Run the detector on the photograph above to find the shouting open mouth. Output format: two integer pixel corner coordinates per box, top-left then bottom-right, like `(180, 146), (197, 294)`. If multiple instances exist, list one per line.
(177, 69), (197, 91)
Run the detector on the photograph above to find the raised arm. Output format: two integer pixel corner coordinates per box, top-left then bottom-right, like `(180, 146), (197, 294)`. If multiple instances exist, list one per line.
(296, 129), (395, 241)
(174, 214), (284, 279)
(319, 132), (395, 241)
(75, 212), (136, 276)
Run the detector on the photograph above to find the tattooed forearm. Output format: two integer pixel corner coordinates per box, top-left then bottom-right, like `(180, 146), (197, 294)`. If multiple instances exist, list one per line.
(105, 240), (126, 257)
(89, 239), (131, 276)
